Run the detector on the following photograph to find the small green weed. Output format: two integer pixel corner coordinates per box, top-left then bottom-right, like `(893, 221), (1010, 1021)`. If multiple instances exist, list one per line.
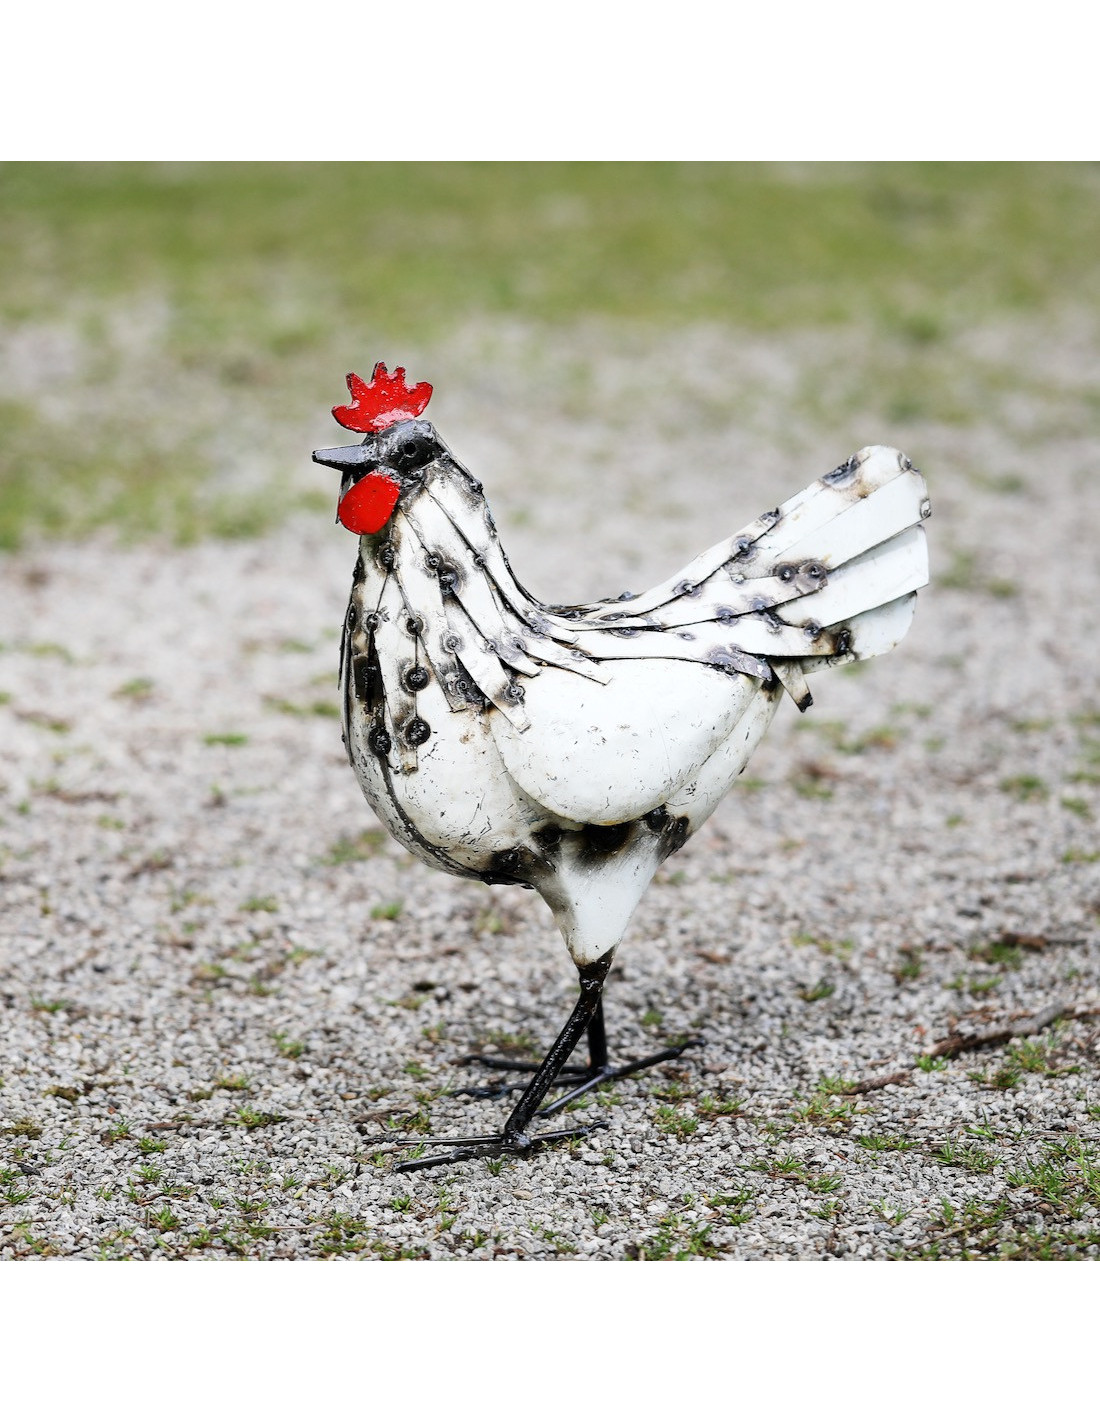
(113, 677), (155, 700)
(810, 1199), (842, 1220)
(324, 829), (387, 864)
(629, 1214), (723, 1261)
(654, 1106), (698, 1140)
(696, 1094), (744, 1120)
(264, 696), (340, 718)
(240, 896), (278, 913)
(5, 1118), (43, 1139)
(272, 1031), (306, 1059)
(933, 1140), (999, 1173)
(235, 1107), (288, 1130)
(857, 1134), (916, 1153)
(45, 1084), (80, 1102)
(970, 940), (1024, 970)
(999, 775), (1048, 802)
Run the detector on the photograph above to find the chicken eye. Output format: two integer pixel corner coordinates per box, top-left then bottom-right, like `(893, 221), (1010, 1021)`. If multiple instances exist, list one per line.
(389, 431), (437, 474)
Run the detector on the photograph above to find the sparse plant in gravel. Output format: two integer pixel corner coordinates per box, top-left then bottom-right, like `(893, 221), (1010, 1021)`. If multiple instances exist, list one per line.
(932, 1140), (999, 1173)
(628, 1213), (722, 1261)
(857, 1134), (916, 1153)
(272, 1031), (305, 1059)
(810, 1200), (842, 1221)
(234, 1107), (287, 1130)
(654, 1105), (698, 1139)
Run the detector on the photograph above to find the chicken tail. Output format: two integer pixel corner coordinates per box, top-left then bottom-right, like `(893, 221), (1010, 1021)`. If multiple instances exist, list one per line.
(745, 445), (930, 709)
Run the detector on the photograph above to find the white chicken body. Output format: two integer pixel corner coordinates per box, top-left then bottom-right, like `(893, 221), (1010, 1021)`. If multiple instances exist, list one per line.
(332, 433), (929, 967)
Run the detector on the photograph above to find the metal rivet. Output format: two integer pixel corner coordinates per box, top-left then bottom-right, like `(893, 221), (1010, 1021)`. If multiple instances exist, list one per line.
(405, 717), (431, 746)
(405, 666), (430, 692)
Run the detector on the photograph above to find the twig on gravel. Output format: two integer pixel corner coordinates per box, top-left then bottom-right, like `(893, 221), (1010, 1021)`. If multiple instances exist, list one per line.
(41, 786), (120, 805)
(843, 1071), (912, 1094)
(927, 1002), (1073, 1060)
(841, 1002), (1097, 1094)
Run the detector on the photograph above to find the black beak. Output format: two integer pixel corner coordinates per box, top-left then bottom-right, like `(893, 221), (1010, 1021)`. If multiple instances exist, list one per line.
(312, 444), (378, 472)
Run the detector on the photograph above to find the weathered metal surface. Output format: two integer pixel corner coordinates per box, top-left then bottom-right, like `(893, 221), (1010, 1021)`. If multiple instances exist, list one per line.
(314, 371), (930, 966)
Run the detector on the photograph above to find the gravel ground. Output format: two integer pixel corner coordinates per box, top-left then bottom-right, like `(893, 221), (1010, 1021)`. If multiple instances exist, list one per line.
(2, 320), (1098, 1260)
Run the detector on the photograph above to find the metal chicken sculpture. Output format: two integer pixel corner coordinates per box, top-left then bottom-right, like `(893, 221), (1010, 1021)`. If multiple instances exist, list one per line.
(314, 364), (930, 1173)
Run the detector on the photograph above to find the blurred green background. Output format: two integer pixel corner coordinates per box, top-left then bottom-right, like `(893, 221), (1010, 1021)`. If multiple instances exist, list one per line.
(2, 162), (1098, 549)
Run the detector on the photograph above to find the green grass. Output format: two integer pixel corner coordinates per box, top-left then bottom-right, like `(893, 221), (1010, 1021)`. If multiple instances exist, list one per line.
(6, 164), (1098, 338)
(323, 829), (387, 864)
(999, 775), (1049, 802)
(904, 1138), (1100, 1259)
(2, 163), (1099, 547)
(969, 940), (1025, 971)
(629, 1213), (723, 1260)
(654, 1105), (699, 1139)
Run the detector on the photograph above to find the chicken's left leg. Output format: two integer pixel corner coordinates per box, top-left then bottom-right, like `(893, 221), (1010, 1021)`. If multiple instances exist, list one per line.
(391, 953), (615, 1174)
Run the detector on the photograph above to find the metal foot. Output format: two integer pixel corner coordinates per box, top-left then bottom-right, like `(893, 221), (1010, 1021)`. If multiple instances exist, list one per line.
(391, 1120), (609, 1174)
(538, 1037), (706, 1117)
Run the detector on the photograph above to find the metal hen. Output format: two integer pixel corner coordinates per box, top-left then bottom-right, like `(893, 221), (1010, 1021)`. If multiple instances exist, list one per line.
(313, 364), (931, 1172)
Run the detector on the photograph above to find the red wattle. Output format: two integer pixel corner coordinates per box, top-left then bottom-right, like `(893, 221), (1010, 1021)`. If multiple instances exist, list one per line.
(337, 473), (401, 534)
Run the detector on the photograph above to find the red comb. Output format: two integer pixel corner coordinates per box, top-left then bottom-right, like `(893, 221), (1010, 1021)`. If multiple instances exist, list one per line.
(332, 363), (433, 433)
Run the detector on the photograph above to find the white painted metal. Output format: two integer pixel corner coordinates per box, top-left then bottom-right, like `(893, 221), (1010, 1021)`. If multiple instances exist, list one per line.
(327, 431), (930, 966)
(492, 660), (761, 826)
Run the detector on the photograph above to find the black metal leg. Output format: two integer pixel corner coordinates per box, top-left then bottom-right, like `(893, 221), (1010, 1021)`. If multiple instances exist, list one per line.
(536, 991), (705, 1118)
(389, 954), (614, 1174)
(586, 997), (609, 1071)
(499, 954), (611, 1145)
